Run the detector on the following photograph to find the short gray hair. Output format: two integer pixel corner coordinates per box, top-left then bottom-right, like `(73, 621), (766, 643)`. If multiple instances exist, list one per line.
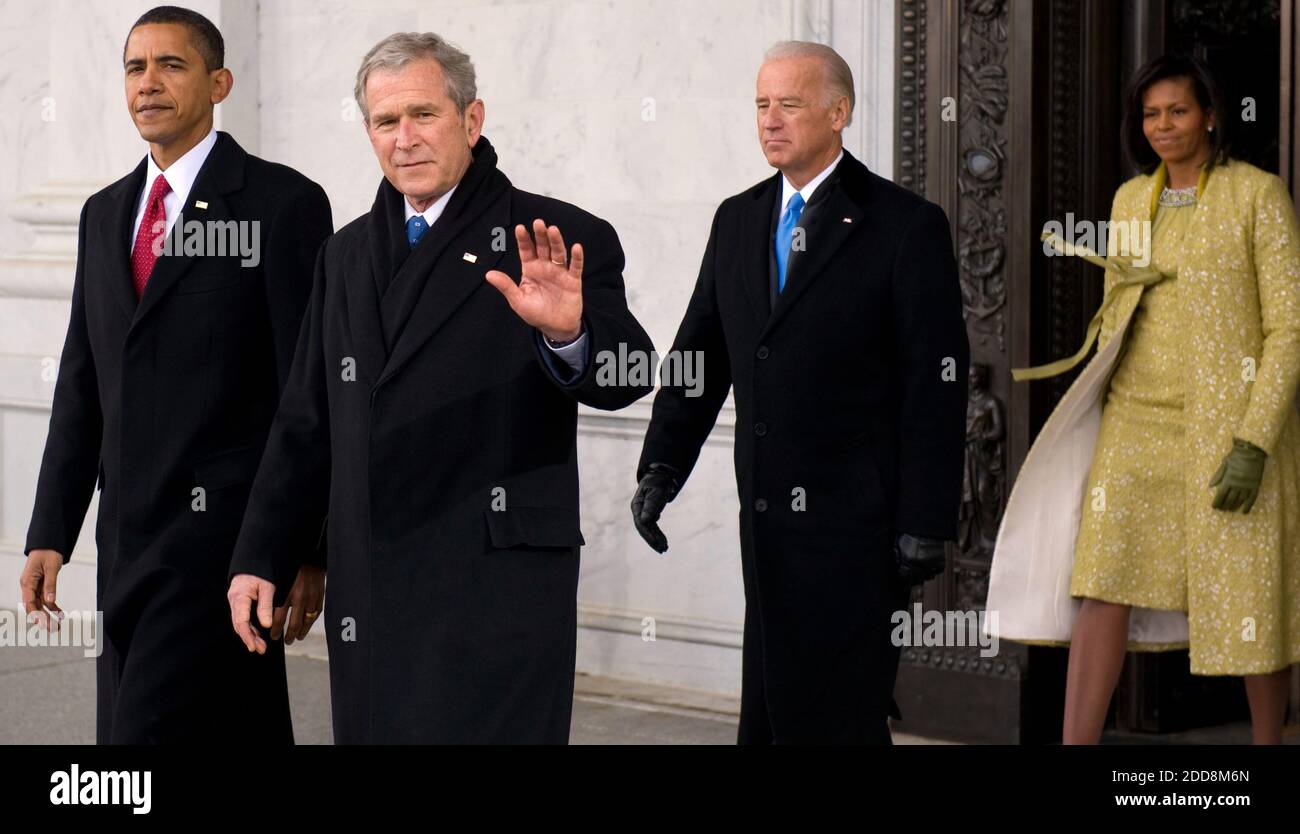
(354, 32), (477, 124)
(763, 40), (855, 127)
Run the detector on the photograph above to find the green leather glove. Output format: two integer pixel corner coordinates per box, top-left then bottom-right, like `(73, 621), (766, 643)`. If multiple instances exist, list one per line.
(1208, 438), (1267, 513)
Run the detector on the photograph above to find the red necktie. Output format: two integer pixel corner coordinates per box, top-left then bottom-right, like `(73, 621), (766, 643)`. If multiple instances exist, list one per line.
(131, 174), (172, 299)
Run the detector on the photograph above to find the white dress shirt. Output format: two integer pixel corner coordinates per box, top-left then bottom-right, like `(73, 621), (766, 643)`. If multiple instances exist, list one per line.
(129, 127), (219, 246)
(779, 148), (844, 217)
(402, 185), (458, 229)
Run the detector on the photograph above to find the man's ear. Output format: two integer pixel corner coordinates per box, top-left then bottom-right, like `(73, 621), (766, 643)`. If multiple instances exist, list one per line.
(465, 99), (485, 146)
(830, 95), (850, 131)
(210, 67), (234, 106)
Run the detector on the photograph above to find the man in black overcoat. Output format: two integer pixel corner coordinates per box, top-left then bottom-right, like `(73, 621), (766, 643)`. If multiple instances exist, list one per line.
(227, 32), (654, 744)
(632, 41), (969, 744)
(20, 7), (331, 743)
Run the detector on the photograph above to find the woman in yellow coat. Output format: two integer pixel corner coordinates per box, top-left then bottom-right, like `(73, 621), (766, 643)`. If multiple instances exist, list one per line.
(985, 55), (1300, 744)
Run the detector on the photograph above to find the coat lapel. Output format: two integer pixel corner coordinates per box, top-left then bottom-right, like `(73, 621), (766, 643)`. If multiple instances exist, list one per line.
(741, 174), (780, 327)
(343, 214), (388, 387)
(377, 175), (483, 351)
(358, 138), (511, 388)
(106, 159), (148, 322)
(377, 179), (509, 387)
(342, 180), (404, 386)
(764, 154), (866, 337)
(132, 132), (247, 329)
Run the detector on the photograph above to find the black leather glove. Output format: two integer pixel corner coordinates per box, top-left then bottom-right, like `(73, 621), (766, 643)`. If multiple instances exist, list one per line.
(631, 463), (680, 553)
(895, 533), (947, 586)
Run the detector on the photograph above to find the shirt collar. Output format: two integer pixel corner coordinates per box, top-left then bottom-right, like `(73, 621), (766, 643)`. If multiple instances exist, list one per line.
(780, 149), (844, 213)
(403, 185), (458, 227)
(145, 127), (218, 208)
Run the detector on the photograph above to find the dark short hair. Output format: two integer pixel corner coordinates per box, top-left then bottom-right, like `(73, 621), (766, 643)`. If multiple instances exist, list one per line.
(1121, 54), (1229, 175)
(124, 6), (225, 73)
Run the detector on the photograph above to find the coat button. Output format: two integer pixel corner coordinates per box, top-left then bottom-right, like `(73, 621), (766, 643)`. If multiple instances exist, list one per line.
(754, 422), (767, 436)
(756, 345), (770, 360)
(754, 498), (768, 512)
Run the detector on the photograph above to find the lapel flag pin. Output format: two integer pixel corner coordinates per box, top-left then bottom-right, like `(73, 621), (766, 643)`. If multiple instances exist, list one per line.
(195, 200), (208, 210)
(463, 252), (478, 263)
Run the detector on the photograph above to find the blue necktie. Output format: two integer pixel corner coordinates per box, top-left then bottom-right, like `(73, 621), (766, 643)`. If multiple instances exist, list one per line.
(775, 192), (805, 293)
(406, 215), (428, 250)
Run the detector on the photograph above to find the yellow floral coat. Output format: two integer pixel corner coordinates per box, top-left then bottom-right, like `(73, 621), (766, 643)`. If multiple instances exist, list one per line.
(987, 159), (1300, 675)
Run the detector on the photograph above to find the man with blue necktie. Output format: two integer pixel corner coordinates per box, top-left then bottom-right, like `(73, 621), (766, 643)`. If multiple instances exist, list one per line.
(632, 41), (970, 744)
(226, 31), (654, 743)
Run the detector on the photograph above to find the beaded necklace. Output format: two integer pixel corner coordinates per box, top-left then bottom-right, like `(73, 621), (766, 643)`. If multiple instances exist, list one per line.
(1158, 185), (1198, 207)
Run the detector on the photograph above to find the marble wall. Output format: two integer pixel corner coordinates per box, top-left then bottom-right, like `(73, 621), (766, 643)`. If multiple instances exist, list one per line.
(0, 0), (894, 698)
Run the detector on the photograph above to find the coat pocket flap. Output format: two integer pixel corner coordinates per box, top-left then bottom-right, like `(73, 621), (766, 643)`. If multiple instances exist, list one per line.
(193, 445), (262, 490)
(483, 506), (585, 549)
(177, 266), (242, 294)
